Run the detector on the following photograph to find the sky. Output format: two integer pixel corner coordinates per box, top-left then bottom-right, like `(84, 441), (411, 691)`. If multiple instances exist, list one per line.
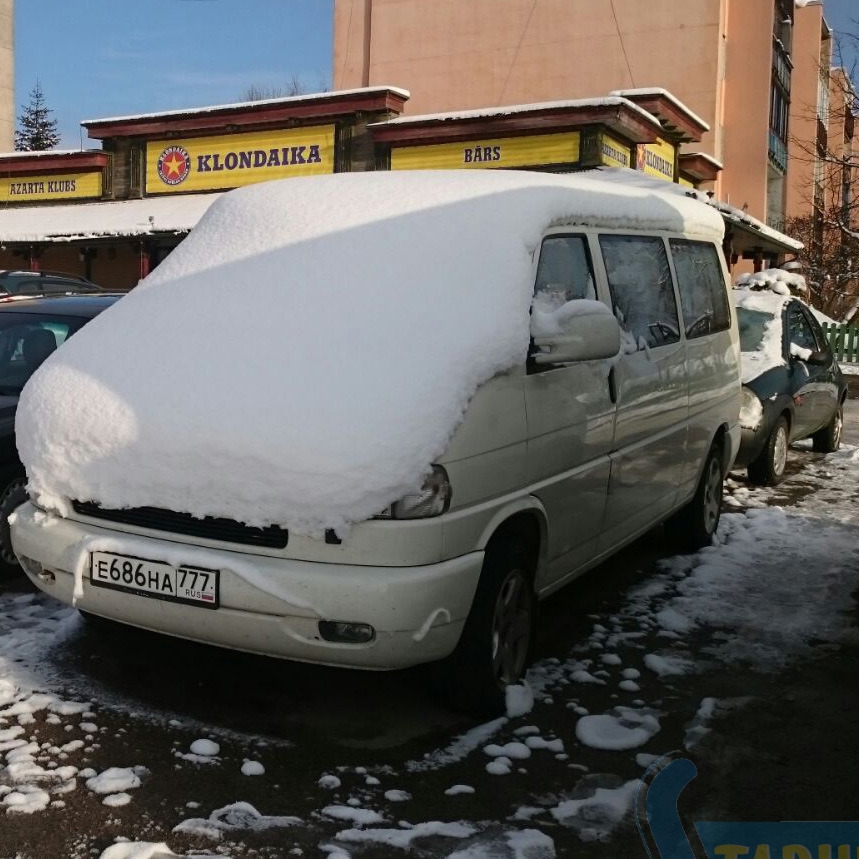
(11, 0), (859, 150)
(14, 0), (334, 148)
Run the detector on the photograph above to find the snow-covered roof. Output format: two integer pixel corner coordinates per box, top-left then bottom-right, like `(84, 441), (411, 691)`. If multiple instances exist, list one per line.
(681, 150), (724, 170)
(81, 86), (411, 126)
(714, 201), (804, 252)
(608, 88), (710, 131)
(370, 97), (662, 130)
(0, 194), (223, 242)
(0, 149), (102, 160)
(18, 169), (725, 535)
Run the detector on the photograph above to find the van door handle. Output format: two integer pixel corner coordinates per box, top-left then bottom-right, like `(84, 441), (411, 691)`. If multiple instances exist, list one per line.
(608, 366), (617, 404)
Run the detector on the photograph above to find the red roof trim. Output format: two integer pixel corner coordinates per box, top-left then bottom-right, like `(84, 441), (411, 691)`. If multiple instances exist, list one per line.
(0, 152), (110, 175)
(678, 152), (722, 181)
(615, 95), (708, 143)
(85, 91), (409, 140)
(371, 104), (662, 147)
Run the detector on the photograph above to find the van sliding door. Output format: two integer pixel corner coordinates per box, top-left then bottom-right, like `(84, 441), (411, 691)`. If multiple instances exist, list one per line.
(596, 234), (688, 551)
(524, 233), (615, 587)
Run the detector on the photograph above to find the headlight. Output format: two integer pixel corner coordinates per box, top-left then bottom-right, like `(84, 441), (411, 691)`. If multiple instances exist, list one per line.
(375, 465), (452, 520)
(739, 387), (763, 430)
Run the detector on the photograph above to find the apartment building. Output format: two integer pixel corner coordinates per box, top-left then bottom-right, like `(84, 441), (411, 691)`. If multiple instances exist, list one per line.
(333, 0), (854, 234)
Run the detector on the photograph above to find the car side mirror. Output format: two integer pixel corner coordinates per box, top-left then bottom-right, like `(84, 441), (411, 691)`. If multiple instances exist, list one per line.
(805, 349), (830, 366)
(532, 310), (621, 364)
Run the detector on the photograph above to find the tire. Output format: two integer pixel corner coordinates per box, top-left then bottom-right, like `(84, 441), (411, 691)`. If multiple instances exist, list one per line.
(812, 402), (843, 453)
(748, 416), (789, 486)
(432, 536), (536, 717)
(665, 442), (724, 552)
(0, 469), (27, 579)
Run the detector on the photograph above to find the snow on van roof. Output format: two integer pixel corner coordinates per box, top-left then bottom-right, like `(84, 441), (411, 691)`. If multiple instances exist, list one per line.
(17, 170), (724, 534)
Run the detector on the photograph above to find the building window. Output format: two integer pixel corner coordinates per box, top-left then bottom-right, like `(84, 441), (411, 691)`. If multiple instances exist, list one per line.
(769, 79), (790, 172)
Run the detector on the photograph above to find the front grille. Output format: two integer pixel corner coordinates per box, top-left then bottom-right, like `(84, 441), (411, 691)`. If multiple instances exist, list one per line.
(72, 501), (289, 549)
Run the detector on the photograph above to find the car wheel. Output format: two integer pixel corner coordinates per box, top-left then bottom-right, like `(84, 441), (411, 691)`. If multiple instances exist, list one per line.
(812, 402), (843, 453)
(665, 441), (723, 552)
(432, 535), (536, 717)
(0, 470), (27, 579)
(748, 415), (789, 486)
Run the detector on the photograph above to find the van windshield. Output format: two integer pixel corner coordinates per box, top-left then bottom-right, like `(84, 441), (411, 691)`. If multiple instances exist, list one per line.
(736, 307), (774, 353)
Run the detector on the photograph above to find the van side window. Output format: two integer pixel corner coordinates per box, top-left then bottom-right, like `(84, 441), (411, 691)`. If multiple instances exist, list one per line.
(669, 240), (731, 339)
(599, 235), (680, 349)
(533, 235), (596, 302)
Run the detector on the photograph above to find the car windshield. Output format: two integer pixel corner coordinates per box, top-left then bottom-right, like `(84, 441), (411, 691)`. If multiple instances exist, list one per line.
(736, 306), (775, 353)
(0, 312), (89, 395)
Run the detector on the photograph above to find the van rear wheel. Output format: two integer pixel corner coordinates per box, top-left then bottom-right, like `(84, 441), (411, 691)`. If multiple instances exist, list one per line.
(665, 442), (723, 552)
(432, 536), (535, 717)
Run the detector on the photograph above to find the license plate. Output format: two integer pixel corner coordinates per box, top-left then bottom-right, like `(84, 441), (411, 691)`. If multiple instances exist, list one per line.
(90, 552), (219, 609)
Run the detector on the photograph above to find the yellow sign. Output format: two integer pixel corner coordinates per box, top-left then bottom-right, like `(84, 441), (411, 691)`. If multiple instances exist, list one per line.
(391, 132), (581, 171)
(599, 133), (631, 169)
(678, 176), (695, 188)
(0, 172), (102, 203)
(636, 136), (676, 181)
(146, 126), (335, 194)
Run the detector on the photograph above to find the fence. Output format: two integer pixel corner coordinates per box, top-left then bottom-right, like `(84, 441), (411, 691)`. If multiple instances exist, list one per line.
(822, 323), (859, 363)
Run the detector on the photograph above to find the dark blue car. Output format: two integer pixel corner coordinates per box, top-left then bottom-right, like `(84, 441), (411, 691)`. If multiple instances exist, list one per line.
(0, 293), (122, 575)
(734, 288), (846, 485)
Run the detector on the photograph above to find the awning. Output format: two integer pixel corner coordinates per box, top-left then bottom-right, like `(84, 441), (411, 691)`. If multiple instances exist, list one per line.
(0, 194), (224, 243)
(714, 201), (803, 257)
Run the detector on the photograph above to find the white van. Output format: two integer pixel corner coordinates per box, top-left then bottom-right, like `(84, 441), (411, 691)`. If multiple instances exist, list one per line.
(11, 170), (741, 714)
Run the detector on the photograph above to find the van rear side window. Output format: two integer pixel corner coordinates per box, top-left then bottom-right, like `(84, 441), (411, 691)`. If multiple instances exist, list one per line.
(599, 235), (680, 350)
(669, 240), (731, 339)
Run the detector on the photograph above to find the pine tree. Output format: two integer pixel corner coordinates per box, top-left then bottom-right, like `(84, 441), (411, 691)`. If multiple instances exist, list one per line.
(14, 80), (60, 152)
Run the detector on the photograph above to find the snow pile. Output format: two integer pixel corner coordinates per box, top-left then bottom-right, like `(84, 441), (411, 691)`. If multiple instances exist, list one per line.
(734, 268), (808, 296)
(334, 820), (476, 849)
(100, 845), (223, 859)
(86, 766), (147, 794)
(550, 778), (637, 841)
(173, 801), (301, 840)
(575, 707), (661, 750)
(18, 170), (723, 534)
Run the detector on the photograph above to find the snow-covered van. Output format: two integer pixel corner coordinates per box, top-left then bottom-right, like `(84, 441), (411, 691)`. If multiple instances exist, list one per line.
(11, 170), (741, 713)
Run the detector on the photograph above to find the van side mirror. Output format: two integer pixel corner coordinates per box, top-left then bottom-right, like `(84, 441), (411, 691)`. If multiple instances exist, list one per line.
(532, 311), (621, 364)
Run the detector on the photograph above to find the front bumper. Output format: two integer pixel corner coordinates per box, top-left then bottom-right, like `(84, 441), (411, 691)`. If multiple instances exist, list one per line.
(734, 423), (770, 468)
(11, 502), (484, 670)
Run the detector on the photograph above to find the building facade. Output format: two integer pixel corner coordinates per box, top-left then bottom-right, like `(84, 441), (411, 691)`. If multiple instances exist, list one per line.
(0, 88), (408, 288)
(333, 0), (853, 234)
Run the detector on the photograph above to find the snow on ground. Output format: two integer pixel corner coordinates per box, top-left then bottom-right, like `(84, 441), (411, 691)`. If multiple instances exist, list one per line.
(1, 442), (858, 856)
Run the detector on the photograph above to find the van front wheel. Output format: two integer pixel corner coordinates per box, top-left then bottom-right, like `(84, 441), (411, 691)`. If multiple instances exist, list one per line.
(432, 537), (535, 717)
(665, 443), (723, 552)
